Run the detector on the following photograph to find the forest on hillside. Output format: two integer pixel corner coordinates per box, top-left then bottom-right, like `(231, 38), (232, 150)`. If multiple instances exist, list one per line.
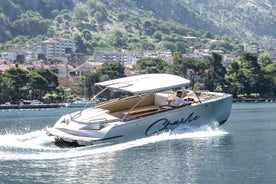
(0, 0), (275, 55)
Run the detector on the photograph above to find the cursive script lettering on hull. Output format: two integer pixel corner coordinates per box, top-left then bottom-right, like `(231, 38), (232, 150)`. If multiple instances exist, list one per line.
(145, 112), (200, 136)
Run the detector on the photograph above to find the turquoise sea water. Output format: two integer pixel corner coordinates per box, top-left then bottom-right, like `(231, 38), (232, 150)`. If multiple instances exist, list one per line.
(0, 103), (276, 184)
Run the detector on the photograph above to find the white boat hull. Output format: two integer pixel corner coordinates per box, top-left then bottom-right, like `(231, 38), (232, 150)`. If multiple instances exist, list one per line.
(101, 95), (231, 142)
(46, 94), (232, 147)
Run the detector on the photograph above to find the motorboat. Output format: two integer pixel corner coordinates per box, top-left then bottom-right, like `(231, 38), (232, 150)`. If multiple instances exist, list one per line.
(46, 74), (232, 147)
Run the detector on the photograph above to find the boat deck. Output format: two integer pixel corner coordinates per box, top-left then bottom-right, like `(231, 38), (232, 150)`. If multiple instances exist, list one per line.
(110, 104), (188, 121)
(100, 91), (206, 122)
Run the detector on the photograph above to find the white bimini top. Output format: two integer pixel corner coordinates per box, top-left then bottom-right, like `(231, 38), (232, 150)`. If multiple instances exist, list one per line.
(95, 73), (190, 94)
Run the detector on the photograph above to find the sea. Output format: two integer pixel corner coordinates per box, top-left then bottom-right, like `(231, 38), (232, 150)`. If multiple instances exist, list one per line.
(0, 103), (276, 184)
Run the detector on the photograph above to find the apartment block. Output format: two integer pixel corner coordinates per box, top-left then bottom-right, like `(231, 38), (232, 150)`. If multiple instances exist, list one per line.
(94, 49), (172, 64)
(34, 37), (76, 62)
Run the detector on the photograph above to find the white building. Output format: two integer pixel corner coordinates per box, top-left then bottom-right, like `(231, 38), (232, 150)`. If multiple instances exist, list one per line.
(244, 43), (258, 53)
(94, 49), (172, 64)
(2, 50), (18, 61)
(34, 37), (76, 62)
(2, 49), (34, 62)
(94, 51), (128, 63)
(183, 36), (200, 47)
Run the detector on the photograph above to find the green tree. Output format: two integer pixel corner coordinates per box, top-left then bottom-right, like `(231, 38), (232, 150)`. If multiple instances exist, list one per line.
(204, 31), (213, 39)
(28, 72), (48, 99)
(204, 52), (227, 91)
(226, 52), (265, 97)
(163, 41), (176, 52)
(84, 72), (100, 98)
(209, 41), (235, 52)
(94, 11), (105, 22)
(87, 0), (97, 8)
(175, 41), (187, 53)
(82, 29), (92, 40)
(54, 86), (65, 103)
(73, 7), (88, 22)
(257, 53), (275, 96)
(1, 67), (29, 103)
(225, 62), (241, 97)
(153, 31), (162, 41)
(134, 58), (169, 74)
(257, 53), (272, 68)
(113, 31), (126, 49)
(0, 73), (13, 103)
(83, 62), (125, 99)
(34, 68), (58, 90)
(172, 53), (192, 77)
(267, 64), (276, 96)
(240, 52), (264, 96)
(12, 10), (50, 36)
(171, 53), (206, 88)
(28, 68), (58, 100)
(73, 34), (87, 53)
(97, 62), (126, 80)
(142, 19), (154, 35)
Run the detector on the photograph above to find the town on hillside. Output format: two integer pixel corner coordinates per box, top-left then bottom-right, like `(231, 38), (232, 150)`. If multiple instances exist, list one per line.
(1, 36), (276, 80)
(1, 36), (276, 106)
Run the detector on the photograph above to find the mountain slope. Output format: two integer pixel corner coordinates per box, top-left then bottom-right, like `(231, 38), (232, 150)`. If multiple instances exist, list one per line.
(0, 0), (275, 53)
(180, 0), (275, 43)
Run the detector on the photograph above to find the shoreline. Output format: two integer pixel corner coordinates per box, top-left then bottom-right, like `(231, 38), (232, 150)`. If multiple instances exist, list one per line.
(0, 103), (65, 110)
(1, 98), (276, 110)
(233, 98), (276, 103)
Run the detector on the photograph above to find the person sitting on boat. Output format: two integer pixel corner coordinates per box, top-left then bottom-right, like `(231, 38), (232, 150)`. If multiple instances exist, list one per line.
(169, 90), (191, 106)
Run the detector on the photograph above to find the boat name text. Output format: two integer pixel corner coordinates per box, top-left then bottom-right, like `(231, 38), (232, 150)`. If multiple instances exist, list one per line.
(145, 112), (200, 136)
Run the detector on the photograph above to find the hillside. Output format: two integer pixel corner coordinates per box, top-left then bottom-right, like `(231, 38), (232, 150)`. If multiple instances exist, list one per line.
(181, 0), (275, 45)
(0, 0), (275, 54)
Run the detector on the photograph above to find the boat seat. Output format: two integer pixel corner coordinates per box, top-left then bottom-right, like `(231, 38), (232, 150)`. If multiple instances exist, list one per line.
(154, 93), (171, 106)
(127, 105), (160, 115)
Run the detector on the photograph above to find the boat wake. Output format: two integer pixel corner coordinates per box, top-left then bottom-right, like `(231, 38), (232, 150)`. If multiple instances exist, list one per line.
(0, 125), (228, 161)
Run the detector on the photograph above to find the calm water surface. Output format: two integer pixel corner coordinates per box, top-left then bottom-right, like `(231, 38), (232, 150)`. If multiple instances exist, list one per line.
(0, 103), (276, 184)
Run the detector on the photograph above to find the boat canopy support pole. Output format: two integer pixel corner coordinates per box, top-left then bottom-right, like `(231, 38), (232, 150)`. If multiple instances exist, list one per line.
(87, 87), (109, 104)
(71, 87), (109, 120)
(192, 90), (202, 103)
(122, 95), (147, 121)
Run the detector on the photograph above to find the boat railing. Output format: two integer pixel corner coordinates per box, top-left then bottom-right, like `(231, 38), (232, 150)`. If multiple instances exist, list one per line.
(75, 118), (119, 130)
(198, 92), (228, 102)
(87, 118), (108, 130)
(71, 87), (109, 120)
(88, 118), (108, 125)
